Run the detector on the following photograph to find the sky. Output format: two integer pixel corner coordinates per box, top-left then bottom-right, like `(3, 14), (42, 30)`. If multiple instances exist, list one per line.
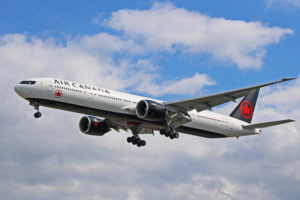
(1, 0), (300, 199)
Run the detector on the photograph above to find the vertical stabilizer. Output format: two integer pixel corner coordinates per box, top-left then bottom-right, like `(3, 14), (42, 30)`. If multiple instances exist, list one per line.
(230, 89), (259, 123)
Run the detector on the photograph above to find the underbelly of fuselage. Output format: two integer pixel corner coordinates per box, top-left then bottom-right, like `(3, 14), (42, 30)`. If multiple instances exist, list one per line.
(28, 98), (227, 138)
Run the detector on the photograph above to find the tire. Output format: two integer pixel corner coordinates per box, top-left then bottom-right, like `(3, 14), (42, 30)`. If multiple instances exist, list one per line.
(34, 112), (41, 118)
(141, 140), (146, 146)
(132, 138), (137, 145)
(160, 129), (166, 135)
(127, 137), (133, 143)
(137, 139), (142, 147)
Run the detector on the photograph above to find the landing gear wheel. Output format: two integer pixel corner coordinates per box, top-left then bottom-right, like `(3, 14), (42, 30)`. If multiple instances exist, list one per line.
(34, 112), (42, 118)
(127, 137), (133, 143)
(160, 128), (179, 140)
(132, 138), (137, 145)
(174, 132), (179, 138)
(141, 140), (146, 146)
(127, 134), (146, 147)
(160, 129), (166, 135)
(137, 141), (142, 147)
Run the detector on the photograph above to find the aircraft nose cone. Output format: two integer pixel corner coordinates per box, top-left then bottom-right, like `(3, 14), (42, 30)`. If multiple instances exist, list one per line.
(14, 85), (20, 94)
(14, 85), (25, 97)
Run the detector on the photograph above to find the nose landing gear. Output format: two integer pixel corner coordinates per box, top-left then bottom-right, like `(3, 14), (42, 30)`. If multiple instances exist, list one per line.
(30, 101), (42, 118)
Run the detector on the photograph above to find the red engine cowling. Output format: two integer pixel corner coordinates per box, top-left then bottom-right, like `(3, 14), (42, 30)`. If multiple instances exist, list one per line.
(79, 116), (110, 136)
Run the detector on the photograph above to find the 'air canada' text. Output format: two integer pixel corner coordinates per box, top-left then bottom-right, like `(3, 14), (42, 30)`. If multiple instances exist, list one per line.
(54, 79), (110, 94)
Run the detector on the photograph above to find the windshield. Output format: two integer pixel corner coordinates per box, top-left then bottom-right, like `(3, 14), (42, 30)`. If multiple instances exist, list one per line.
(20, 80), (36, 85)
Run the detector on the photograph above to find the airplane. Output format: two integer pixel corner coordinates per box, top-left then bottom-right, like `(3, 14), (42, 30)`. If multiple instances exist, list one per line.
(14, 77), (295, 147)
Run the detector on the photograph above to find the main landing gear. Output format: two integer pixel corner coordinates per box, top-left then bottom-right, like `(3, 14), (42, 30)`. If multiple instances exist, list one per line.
(160, 129), (179, 140)
(127, 125), (147, 147)
(30, 101), (42, 118)
(127, 135), (146, 147)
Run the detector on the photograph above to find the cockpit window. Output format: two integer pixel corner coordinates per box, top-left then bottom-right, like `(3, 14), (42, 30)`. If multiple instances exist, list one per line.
(20, 80), (36, 85)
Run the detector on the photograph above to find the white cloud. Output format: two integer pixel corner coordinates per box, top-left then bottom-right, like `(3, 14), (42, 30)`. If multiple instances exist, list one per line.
(259, 77), (300, 111)
(126, 187), (143, 200)
(0, 33), (113, 87)
(135, 73), (216, 97)
(102, 2), (293, 69)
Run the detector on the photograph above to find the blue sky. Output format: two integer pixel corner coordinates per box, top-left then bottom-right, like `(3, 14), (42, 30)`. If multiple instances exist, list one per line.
(1, 1), (300, 200)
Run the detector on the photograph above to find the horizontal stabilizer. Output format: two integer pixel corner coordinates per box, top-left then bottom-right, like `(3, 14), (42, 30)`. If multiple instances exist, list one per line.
(243, 119), (295, 129)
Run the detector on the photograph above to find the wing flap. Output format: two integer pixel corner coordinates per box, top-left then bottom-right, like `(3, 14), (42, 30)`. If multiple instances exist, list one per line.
(167, 110), (192, 128)
(242, 119), (295, 129)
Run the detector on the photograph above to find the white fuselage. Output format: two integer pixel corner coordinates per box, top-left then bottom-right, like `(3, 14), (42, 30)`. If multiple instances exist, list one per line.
(14, 78), (261, 138)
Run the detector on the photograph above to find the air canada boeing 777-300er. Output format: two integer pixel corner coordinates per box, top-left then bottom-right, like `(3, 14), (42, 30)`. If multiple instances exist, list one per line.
(14, 77), (295, 147)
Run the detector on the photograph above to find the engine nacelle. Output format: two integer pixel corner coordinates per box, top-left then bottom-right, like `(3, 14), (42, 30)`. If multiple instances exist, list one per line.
(136, 100), (167, 121)
(79, 116), (110, 136)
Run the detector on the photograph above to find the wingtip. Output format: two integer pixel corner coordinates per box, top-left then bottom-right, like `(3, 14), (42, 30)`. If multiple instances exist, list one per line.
(281, 78), (296, 82)
(283, 119), (295, 124)
(287, 119), (295, 122)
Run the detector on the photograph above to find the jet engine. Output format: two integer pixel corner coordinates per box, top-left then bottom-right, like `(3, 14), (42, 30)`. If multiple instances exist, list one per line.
(136, 100), (167, 121)
(79, 116), (110, 136)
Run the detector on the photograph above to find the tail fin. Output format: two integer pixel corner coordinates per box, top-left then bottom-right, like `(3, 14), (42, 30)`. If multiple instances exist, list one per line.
(230, 88), (259, 123)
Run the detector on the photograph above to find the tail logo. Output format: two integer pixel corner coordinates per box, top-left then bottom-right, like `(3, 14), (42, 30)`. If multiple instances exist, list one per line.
(240, 101), (253, 119)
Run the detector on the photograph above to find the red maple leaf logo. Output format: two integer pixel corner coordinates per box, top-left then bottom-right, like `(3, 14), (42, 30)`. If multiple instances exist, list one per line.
(55, 89), (62, 98)
(240, 101), (253, 119)
(243, 103), (251, 115)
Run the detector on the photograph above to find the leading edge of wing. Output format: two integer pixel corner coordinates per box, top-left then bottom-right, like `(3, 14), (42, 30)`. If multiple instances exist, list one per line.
(166, 78), (296, 111)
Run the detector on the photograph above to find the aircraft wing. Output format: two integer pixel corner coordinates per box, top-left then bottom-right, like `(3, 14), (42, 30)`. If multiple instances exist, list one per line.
(167, 78), (295, 112)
